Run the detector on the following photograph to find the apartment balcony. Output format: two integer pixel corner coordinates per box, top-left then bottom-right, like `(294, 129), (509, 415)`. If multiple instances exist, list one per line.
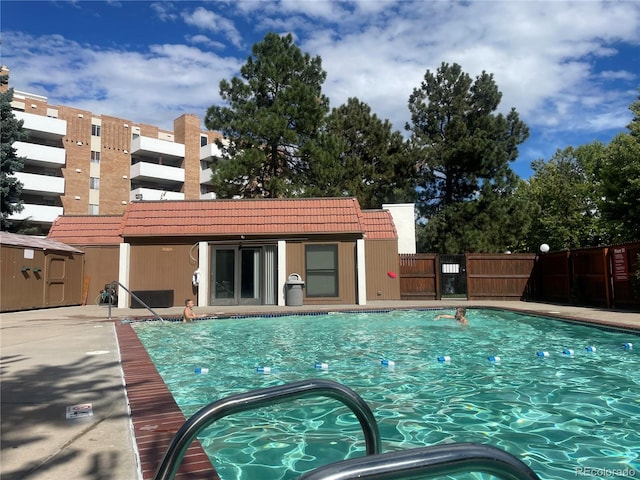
(14, 172), (65, 195)
(14, 142), (66, 167)
(9, 203), (64, 224)
(200, 167), (214, 185)
(200, 192), (217, 200)
(200, 142), (223, 161)
(131, 136), (185, 161)
(130, 188), (185, 202)
(130, 162), (185, 184)
(13, 111), (67, 140)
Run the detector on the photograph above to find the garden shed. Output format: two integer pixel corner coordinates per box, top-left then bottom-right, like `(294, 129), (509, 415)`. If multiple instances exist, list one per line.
(0, 232), (84, 312)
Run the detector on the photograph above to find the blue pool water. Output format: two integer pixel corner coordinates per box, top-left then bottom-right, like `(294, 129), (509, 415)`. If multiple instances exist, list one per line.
(132, 309), (640, 480)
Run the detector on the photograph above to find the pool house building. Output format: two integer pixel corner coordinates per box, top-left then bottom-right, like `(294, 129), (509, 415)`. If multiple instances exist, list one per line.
(46, 198), (414, 309)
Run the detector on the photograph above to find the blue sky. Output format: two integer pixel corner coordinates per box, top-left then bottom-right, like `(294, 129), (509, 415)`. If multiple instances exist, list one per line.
(2, 1), (639, 179)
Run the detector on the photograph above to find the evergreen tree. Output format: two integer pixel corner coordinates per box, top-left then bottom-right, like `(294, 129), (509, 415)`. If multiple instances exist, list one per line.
(305, 97), (416, 209)
(1, 76), (27, 230)
(204, 33), (329, 198)
(407, 62), (530, 253)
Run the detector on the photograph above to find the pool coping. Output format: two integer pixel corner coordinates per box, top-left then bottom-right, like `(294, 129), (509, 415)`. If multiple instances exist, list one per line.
(116, 321), (219, 480)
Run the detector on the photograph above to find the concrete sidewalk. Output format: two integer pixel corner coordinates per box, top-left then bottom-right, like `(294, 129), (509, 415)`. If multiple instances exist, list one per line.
(1, 301), (638, 480)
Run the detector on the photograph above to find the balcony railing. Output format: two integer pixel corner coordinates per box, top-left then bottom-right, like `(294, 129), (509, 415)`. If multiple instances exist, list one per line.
(9, 204), (64, 224)
(14, 142), (66, 166)
(130, 162), (185, 184)
(130, 188), (185, 202)
(13, 111), (67, 140)
(14, 172), (65, 195)
(131, 136), (185, 160)
(200, 142), (223, 161)
(200, 167), (214, 185)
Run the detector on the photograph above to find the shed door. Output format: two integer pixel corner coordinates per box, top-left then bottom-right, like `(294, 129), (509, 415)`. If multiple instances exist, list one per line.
(46, 255), (66, 306)
(439, 254), (467, 298)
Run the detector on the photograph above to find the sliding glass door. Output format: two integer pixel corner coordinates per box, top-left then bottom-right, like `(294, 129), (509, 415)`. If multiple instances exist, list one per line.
(211, 246), (272, 305)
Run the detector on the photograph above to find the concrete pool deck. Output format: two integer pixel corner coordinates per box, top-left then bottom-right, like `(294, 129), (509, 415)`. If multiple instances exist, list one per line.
(1, 300), (638, 480)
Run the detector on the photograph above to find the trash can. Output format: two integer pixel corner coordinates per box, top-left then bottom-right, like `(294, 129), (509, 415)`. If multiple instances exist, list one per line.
(285, 273), (305, 306)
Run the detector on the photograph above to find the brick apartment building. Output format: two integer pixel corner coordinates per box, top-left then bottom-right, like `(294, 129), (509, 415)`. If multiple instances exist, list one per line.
(2, 66), (223, 232)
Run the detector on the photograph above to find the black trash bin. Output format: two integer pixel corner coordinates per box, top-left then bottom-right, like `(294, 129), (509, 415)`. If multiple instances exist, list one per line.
(285, 273), (305, 306)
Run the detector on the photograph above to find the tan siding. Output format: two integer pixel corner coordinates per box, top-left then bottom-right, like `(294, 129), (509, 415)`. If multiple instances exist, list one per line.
(1, 246), (46, 311)
(365, 240), (401, 300)
(129, 244), (197, 306)
(287, 241), (357, 305)
(1, 246), (83, 312)
(81, 246), (120, 303)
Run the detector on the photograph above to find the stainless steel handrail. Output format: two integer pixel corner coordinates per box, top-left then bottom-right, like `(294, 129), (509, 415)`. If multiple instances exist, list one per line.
(153, 379), (382, 480)
(297, 443), (542, 480)
(107, 280), (164, 321)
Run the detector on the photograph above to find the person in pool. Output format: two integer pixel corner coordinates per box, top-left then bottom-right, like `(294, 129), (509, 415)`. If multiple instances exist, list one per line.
(434, 307), (468, 325)
(183, 298), (206, 322)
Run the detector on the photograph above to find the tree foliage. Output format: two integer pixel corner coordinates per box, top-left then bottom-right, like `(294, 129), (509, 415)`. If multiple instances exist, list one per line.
(407, 62), (530, 253)
(204, 32), (329, 198)
(523, 144), (606, 251)
(599, 132), (640, 243)
(1, 81), (27, 230)
(523, 90), (640, 248)
(305, 97), (416, 209)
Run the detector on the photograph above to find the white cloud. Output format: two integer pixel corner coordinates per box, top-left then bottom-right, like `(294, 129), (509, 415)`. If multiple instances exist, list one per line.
(150, 2), (178, 22)
(182, 6), (244, 48)
(2, 31), (242, 130)
(293, 0), (640, 138)
(187, 34), (226, 50)
(3, 0), (639, 177)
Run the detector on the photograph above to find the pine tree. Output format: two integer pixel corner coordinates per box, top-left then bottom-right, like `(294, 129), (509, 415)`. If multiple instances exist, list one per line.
(305, 97), (416, 208)
(204, 33), (329, 198)
(1, 74), (27, 230)
(407, 63), (530, 253)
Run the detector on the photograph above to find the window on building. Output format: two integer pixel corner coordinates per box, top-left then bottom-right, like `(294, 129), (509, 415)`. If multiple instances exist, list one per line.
(90, 151), (101, 163)
(200, 135), (208, 147)
(305, 244), (339, 297)
(88, 204), (99, 215)
(91, 124), (101, 136)
(89, 177), (100, 189)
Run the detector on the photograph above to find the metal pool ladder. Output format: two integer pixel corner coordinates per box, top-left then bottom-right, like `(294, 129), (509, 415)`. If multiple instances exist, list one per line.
(153, 379), (541, 480)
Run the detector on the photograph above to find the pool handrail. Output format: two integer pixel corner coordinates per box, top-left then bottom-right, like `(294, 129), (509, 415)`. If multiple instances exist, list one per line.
(297, 442), (542, 480)
(153, 378), (382, 480)
(107, 280), (164, 322)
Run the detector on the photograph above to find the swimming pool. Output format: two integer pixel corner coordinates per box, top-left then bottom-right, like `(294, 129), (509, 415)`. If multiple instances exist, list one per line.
(132, 309), (640, 480)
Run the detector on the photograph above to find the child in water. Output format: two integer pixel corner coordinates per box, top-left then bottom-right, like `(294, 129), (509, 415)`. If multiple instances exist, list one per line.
(434, 307), (468, 325)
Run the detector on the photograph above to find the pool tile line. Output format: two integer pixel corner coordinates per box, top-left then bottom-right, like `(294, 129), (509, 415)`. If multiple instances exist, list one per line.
(115, 321), (220, 480)
(125, 307), (443, 324)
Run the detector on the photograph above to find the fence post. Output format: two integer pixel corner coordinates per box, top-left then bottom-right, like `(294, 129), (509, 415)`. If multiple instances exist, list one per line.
(603, 247), (612, 308)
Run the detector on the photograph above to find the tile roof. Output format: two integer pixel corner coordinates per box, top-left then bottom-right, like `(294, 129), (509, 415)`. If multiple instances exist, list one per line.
(120, 198), (369, 237)
(361, 209), (398, 240)
(45, 198), (398, 244)
(48, 215), (124, 245)
(0, 231), (84, 253)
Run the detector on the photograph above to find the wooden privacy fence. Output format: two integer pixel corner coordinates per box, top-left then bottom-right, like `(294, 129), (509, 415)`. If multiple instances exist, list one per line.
(465, 254), (536, 301)
(536, 242), (640, 309)
(399, 253), (535, 301)
(399, 254), (439, 300)
(400, 243), (639, 309)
